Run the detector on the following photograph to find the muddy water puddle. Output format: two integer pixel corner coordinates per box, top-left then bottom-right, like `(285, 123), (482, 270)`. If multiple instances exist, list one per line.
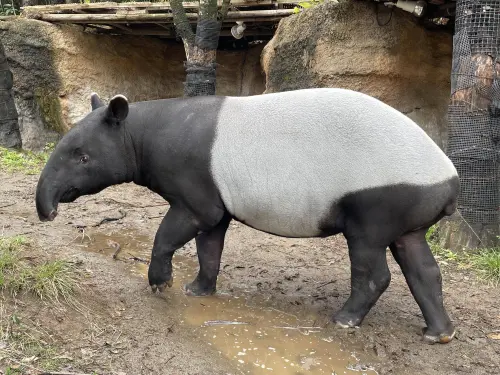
(79, 230), (379, 375)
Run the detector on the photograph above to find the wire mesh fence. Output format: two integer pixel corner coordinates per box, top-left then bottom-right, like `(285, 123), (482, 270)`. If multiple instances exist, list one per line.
(447, 0), (500, 225)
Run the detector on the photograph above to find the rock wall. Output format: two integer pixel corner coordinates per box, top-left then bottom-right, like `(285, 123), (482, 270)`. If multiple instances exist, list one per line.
(0, 19), (265, 150)
(261, 0), (453, 150)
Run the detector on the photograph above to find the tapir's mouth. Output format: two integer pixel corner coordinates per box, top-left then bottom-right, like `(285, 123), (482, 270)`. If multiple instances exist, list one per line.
(59, 187), (80, 203)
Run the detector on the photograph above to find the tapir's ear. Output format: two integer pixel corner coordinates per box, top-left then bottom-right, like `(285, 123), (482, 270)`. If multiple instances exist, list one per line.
(106, 95), (129, 124)
(90, 92), (105, 111)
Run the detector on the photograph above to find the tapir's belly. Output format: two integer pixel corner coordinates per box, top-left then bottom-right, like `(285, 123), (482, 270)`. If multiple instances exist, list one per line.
(209, 89), (457, 237)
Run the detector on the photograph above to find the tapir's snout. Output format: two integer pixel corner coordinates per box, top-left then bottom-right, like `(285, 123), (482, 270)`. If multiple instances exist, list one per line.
(35, 168), (60, 222)
(38, 209), (58, 222)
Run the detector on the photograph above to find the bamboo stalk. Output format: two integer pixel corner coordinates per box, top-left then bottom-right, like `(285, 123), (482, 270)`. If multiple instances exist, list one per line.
(21, 0), (290, 13)
(32, 9), (294, 23)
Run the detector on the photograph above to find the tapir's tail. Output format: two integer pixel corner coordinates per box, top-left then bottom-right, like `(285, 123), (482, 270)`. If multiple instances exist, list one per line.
(443, 198), (458, 216)
(443, 175), (460, 217)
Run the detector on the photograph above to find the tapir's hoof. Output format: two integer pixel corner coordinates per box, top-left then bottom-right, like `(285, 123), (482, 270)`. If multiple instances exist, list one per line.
(182, 282), (216, 297)
(334, 320), (359, 329)
(151, 277), (173, 293)
(422, 327), (456, 344)
(333, 313), (361, 329)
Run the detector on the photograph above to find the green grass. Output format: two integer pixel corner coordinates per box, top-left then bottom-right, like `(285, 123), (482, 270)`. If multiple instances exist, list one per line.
(0, 235), (81, 373)
(470, 248), (500, 284)
(0, 143), (53, 175)
(0, 236), (79, 304)
(427, 225), (500, 285)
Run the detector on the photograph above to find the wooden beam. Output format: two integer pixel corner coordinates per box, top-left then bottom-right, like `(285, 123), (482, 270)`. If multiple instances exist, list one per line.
(31, 9), (294, 23)
(94, 26), (274, 38)
(21, 1), (298, 13)
(110, 23), (133, 32)
(155, 23), (172, 31)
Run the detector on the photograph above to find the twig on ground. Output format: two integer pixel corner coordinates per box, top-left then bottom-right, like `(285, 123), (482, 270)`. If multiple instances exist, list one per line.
(107, 197), (169, 208)
(147, 215), (165, 219)
(65, 228), (91, 246)
(92, 209), (126, 227)
(109, 240), (122, 259)
(317, 280), (336, 288)
(203, 320), (249, 326)
(39, 372), (94, 375)
(0, 202), (15, 209)
(127, 252), (150, 264)
(166, 354), (176, 364)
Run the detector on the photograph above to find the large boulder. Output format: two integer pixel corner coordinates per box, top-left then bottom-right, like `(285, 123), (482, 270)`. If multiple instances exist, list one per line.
(0, 19), (265, 150)
(261, 0), (453, 150)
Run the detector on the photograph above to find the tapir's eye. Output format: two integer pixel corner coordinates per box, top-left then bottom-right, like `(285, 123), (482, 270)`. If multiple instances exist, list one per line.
(80, 155), (89, 164)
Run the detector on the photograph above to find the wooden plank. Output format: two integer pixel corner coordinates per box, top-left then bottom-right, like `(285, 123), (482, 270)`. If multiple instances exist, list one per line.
(95, 26), (274, 37)
(110, 23), (133, 32)
(33, 9), (294, 23)
(155, 23), (172, 30)
(21, 1), (298, 14)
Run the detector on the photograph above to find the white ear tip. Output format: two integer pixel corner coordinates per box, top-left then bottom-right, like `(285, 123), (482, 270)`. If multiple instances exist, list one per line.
(111, 94), (128, 102)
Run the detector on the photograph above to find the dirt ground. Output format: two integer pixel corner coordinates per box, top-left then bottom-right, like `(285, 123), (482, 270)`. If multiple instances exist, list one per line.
(0, 171), (499, 375)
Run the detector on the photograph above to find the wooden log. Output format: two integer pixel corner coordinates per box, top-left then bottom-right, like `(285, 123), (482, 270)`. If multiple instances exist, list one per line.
(31, 9), (294, 23)
(21, 0), (293, 13)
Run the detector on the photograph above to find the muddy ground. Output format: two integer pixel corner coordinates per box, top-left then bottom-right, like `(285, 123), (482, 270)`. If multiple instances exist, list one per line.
(0, 171), (499, 375)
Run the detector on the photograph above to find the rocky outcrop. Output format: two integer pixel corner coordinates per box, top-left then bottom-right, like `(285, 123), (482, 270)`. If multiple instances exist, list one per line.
(0, 39), (21, 148)
(261, 0), (453, 150)
(0, 19), (265, 150)
(0, 20), (61, 150)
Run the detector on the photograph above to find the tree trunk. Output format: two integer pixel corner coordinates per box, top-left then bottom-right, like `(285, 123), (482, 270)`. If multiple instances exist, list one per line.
(171, 0), (230, 97)
(0, 39), (21, 149)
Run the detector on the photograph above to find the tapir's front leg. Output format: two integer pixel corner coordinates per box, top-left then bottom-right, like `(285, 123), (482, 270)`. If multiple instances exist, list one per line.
(148, 207), (201, 293)
(183, 214), (231, 296)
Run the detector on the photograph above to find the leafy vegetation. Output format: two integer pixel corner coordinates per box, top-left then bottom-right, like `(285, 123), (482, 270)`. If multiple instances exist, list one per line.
(0, 143), (53, 175)
(427, 225), (500, 285)
(293, 0), (325, 14)
(0, 3), (17, 17)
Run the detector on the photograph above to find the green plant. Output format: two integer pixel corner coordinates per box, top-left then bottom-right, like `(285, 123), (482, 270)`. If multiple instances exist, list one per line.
(5, 367), (22, 375)
(0, 2), (18, 16)
(293, 0), (325, 14)
(0, 146), (51, 175)
(426, 225), (500, 284)
(0, 236), (79, 304)
(470, 248), (500, 284)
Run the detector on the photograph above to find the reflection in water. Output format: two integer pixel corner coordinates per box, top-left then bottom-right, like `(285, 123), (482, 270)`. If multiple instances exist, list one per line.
(81, 230), (379, 375)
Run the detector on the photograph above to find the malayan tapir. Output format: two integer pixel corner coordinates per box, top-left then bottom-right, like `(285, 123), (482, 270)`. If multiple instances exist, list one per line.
(35, 88), (459, 344)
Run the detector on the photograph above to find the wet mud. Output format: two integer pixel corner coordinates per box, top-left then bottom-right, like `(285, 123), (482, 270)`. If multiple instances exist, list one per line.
(82, 230), (379, 375)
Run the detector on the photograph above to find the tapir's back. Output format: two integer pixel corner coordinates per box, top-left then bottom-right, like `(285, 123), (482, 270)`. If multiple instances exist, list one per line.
(209, 88), (457, 237)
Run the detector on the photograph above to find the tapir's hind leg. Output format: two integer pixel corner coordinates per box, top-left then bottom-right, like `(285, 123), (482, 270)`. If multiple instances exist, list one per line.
(333, 239), (391, 328)
(389, 228), (455, 344)
(183, 214), (231, 296)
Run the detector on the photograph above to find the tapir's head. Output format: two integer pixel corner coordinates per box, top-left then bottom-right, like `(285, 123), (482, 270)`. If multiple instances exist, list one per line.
(36, 93), (132, 222)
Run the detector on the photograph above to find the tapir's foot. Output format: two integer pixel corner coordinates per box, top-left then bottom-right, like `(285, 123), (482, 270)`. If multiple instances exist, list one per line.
(182, 278), (216, 297)
(332, 311), (363, 329)
(422, 326), (456, 344)
(150, 276), (173, 293)
(148, 259), (173, 293)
